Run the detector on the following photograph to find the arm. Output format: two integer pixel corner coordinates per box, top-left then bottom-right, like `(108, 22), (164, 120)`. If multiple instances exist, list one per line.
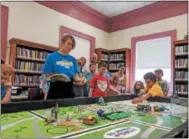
(109, 85), (122, 95)
(162, 81), (169, 97)
(2, 85), (12, 104)
(132, 93), (151, 104)
(40, 78), (48, 100)
(89, 88), (93, 97)
(43, 55), (53, 73)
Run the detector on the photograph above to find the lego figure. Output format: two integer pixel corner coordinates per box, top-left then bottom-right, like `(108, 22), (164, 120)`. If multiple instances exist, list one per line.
(98, 97), (105, 105)
(51, 102), (59, 120)
(65, 114), (72, 121)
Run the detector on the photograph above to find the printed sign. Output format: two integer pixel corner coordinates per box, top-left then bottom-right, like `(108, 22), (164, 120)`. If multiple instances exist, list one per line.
(104, 127), (140, 138)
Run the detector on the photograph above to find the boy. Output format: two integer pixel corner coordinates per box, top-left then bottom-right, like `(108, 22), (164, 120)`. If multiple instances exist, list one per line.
(84, 63), (96, 96)
(132, 72), (164, 104)
(1, 61), (14, 103)
(154, 69), (169, 97)
(89, 62), (122, 97)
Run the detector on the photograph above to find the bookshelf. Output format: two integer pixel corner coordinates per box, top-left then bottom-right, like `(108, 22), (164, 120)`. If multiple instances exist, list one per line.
(173, 39), (188, 98)
(9, 38), (57, 100)
(95, 48), (131, 92)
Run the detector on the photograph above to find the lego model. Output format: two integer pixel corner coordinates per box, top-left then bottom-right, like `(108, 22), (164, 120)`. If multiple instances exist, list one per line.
(104, 111), (131, 121)
(97, 109), (104, 117)
(65, 114), (72, 121)
(45, 102), (59, 124)
(137, 104), (152, 112)
(153, 105), (169, 112)
(83, 115), (97, 125)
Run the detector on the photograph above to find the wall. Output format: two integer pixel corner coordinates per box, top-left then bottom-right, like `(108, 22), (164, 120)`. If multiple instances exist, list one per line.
(108, 14), (188, 49)
(2, 2), (109, 61)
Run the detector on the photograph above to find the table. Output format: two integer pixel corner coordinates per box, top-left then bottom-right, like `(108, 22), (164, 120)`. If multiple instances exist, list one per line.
(1, 96), (188, 138)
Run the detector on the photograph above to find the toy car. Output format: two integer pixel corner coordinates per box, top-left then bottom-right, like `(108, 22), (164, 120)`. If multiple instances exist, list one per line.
(137, 104), (152, 112)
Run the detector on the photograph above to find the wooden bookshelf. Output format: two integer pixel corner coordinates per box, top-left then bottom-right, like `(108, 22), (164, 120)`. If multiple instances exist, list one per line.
(95, 48), (131, 92)
(9, 38), (57, 99)
(173, 39), (188, 98)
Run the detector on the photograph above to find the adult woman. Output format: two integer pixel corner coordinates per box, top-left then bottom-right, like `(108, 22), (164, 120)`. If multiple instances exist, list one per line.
(42, 35), (86, 99)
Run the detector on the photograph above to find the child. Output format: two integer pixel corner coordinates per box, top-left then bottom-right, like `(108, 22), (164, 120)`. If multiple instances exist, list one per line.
(132, 81), (144, 97)
(78, 57), (87, 74)
(89, 62), (122, 97)
(1, 62), (14, 103)
(84, 63), (96, 97)
(132, 72), (164, 104)
(39, 74), (51, 100)
(154, 69), (169, 97)
(108, 74), (122, 96)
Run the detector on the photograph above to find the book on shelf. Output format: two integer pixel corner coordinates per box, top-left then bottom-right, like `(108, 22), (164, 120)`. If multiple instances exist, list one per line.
(109, 62), (124, 70)
(15, 60), (44, 72)
(175, 71), (188, 80)
(175, 45), (188, 55)
(101, 53), (108, 61)
(110, 53), (124, 61)
(17, 47), (49, 60)
(175, 85), (188, 95)
(175, 59), (188, 68)
(14, 74), (40, 86)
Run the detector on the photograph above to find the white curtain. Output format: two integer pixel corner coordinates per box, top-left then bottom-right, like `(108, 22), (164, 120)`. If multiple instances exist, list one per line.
(135, 37), (172, 83)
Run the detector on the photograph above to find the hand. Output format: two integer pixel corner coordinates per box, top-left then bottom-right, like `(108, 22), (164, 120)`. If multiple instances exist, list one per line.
(44, 93), (48, 100)
(132, 98), (142, 104)
(4, 82), (12, 87)
(81, 78), (87, 84)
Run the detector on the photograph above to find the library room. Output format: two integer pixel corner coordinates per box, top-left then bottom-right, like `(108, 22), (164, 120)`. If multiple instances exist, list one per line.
(1, 1), (188, 138)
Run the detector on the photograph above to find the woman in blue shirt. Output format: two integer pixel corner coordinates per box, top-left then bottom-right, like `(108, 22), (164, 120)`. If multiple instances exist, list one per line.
(43, 35), (86, 99)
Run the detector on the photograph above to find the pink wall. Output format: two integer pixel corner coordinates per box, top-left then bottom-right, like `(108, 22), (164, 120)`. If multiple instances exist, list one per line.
(1, 5), (8, 61)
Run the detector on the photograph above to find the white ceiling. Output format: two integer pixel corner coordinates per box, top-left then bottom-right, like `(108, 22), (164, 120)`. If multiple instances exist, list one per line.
(82, 1), (156, 17)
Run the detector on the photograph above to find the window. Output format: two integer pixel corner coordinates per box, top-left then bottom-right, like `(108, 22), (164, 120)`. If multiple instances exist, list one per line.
(135, 37), (172, 90)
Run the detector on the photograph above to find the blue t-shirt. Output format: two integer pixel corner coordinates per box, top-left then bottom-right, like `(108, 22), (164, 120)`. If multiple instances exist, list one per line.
(85, 73), (94, 82)
(1, 86), (7, 100)
(43, 52), (79, 79)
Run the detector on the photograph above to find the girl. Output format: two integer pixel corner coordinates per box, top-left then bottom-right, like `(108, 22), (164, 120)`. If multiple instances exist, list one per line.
(43, 35), (86, 99)
(1, 62), (14, 103)
(108, 74), (122, 96)
(132, 81), (144, 97)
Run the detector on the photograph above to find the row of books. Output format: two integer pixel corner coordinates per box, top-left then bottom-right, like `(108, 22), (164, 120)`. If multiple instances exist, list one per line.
(14, 75), (40, 85)
(175, 45), (188, 55)
(15, 61), (44, 72)
(101, 54), (108, 61)
(175, 71), (188, 80)
(175, 85), (188, 94)
(109, 54), (124, 61)
(17, 47), (49, 60)
(175, 59), (188, 68)
(109, 63), (125, 70)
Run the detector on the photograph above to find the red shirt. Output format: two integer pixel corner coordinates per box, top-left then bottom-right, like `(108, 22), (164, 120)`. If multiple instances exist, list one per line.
(90, 74), (110, 97)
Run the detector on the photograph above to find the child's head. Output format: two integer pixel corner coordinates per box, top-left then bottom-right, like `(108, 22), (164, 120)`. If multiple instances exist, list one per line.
(89, 63), (96, 74)
(1, 72), (9, 85)
(1, 63), (14, 85)
(154, 69), (163, 80)
(119, 65), (125, 73)
(143, 72), (157, 88)
(111, 74), (119, 85)
(134, 81), (144, 90)
(78, 57), (86, 67)
(98, 62), (107, 75)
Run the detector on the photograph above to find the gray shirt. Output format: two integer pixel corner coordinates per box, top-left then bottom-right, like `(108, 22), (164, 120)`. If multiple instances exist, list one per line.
(157, 80), (169, 95)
